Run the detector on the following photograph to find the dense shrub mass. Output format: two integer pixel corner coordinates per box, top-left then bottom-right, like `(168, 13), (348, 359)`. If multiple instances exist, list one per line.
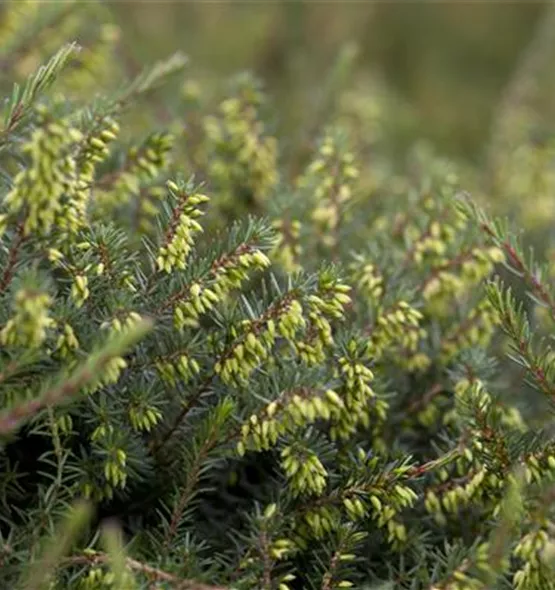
(4, 3), (555, 590)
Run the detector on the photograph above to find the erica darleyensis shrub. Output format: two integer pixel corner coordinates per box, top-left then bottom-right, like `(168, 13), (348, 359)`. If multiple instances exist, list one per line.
(4, 4), (555, 590)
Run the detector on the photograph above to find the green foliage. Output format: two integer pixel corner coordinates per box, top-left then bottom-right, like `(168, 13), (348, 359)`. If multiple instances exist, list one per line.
(4, 3), (555, 590)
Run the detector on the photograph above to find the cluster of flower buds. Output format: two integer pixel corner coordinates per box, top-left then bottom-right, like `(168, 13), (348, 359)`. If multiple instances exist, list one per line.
(85, 421), (130, 500)
(4, 119), (83, 236)
(343, 484), (415, 547)
(513, 529), (555, 590)
(236, 388), (344, 456)
(203, 78), (278, 216)
(368, 301), (425, 362)
(270, 218), (303, 273)
(79, 117), (120, 168)
(422, 246), (504, 316)
(1, 287), (55, 349)
(173, 246), (271, 331)
(348, 255), (384, 306)
(297, 505), (342, 541)
(96, 131), (174, 214)
(61, 116), (121, 234)
(156, 182), (209, 273)
(297, 128), (359, 249)
(281, 444), (328, 496)
(52, 322), (80, 359)
(329, 352), (383, 441)
(203, 83), (278, 211)
(293, 278), (351, 366)
(128, 403), (162, 433)
(70, 274), (90, 308)
(217, 316), (281, 386)
(155, 353), (200, 387)
(78, 563), (136, 590)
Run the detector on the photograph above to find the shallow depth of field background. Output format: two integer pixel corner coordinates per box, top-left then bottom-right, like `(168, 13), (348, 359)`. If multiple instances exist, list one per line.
(110, 1), (549, 164)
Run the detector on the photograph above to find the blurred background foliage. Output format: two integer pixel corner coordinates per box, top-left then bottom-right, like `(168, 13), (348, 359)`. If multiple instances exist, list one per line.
(107, 0), (548, 161)
(2, 1), (550, 158)
(3, 0), (555, 230)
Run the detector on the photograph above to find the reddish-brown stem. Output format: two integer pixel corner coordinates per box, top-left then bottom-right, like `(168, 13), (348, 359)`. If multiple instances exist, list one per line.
(0, 222), (25, 296)
(62, 552), (227, 590)
(163, 429), (215, 550)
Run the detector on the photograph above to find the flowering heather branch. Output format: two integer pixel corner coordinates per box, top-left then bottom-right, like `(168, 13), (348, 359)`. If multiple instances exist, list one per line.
(0, 318), (152, 436)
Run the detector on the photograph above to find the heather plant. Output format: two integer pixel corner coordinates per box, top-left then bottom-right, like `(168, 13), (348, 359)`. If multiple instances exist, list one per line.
(486, 2), (555, 248)
(5, 4), (555, 590)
